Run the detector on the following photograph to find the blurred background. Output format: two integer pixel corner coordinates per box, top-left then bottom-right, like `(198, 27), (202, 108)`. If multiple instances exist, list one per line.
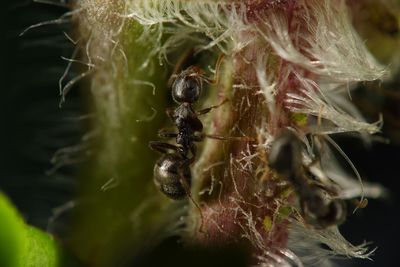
(0, 1), (399, 266)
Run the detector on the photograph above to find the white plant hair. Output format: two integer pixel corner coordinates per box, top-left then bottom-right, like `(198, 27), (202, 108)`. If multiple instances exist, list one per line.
(37, 0), (391, 266)
(123, 0), (387, 137)
(123, 0), (388, 79)
(284, 75), (382, 135)
(257, 0), (388, 82)
(119, 0), (390, 266)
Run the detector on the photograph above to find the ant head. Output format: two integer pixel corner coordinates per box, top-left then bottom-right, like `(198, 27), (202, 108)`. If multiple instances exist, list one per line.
(171, 66), (203, 104)
(268, 129), (303, 177)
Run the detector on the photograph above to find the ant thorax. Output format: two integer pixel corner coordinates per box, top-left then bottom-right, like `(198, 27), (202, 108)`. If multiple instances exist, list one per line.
(173, 103), (203, 133)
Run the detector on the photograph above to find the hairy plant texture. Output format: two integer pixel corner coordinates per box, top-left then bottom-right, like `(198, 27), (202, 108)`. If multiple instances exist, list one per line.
(44, 0), (398, 266)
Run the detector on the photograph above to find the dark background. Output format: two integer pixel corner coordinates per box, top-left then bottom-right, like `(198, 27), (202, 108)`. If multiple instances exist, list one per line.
(0, 1), (399, 266)
(0, 0), (82, 229)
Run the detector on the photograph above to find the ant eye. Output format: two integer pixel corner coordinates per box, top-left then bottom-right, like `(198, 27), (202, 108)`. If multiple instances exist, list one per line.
(172, 76), (201, 103)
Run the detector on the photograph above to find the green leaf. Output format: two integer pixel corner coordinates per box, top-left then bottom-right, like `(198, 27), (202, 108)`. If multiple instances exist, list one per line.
(0, 193), (60, 267)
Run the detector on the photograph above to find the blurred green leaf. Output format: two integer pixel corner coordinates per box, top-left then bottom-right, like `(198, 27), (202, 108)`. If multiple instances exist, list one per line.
(0, 193), (60, 267)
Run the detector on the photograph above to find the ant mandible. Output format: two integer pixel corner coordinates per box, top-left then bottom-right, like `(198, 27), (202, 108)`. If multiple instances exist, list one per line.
(268, 129), (346, 229)
(149, 65), (227, 200)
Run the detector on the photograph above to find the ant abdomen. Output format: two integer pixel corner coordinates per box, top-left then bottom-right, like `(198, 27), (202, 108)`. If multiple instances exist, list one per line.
(301, 187), (347, 229)
(153, 153), (191, 200)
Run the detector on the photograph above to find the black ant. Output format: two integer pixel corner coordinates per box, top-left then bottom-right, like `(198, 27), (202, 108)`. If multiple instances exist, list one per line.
(268, 129), (346, 229)
(149, 66), (227, 200)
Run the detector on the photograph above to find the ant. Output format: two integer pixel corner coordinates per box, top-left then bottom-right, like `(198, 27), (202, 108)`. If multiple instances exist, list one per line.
(268, 129), (346, 229)
(149, 65), (227, 200)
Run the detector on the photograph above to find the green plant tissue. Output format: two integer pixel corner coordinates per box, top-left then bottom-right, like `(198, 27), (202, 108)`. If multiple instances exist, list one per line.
(0, 193), (60, 267)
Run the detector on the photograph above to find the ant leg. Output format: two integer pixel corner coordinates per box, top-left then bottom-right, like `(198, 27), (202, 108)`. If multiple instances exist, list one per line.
(158, 128), (178, 139)
(197, 98), (229, 116)
(189, 144), (197, 162)
(177, 160), (205, 233)
(149, 141), (180, 154)
(199, 133), (255, 142)
(193, 134), (204, 142)
(166, 107), (175, 122)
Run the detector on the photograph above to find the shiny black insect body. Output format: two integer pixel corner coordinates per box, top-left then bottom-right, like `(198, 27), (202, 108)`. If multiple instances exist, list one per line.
(150, 67), (224, 199)
(268, 129), (346, 229)
(153, 152), (192, 200)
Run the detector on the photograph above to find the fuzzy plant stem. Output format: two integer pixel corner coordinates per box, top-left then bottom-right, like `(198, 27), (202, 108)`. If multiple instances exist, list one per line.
(64, 0), (399, 266)
(65, 2), (178, 266)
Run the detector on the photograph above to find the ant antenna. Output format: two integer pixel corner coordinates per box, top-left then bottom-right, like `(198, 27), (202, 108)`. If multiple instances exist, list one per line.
(198, 53), (226, 85)
(168, 48), (194, 87)
(213, 53), (225, 85)
(324, 135), (365, 212)
(314, 107), (365, 211)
